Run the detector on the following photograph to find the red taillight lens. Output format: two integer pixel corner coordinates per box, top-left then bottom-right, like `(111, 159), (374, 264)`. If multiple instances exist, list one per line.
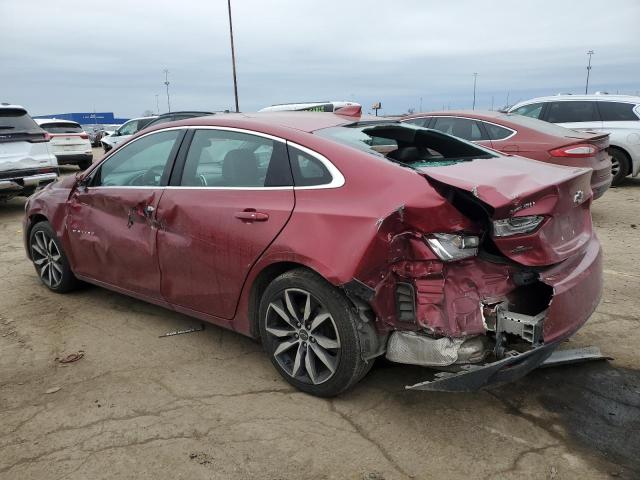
(44, 132), (51, 141)
(80, 133), (89, 139)
(549, 143), (598, 158)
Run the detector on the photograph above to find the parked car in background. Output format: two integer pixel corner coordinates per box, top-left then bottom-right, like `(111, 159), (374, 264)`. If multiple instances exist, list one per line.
(259, 101), (360, 112)
(101, 116), (156, 152)
(24, 111), (602, 396)
(140, 111), (214, 130)
(508, 94), (640, 185)
(0, 104), (58, 201)
(402, 110), (611, 199)
(36, 119), (93, 170)
(84, 124), (121, 147)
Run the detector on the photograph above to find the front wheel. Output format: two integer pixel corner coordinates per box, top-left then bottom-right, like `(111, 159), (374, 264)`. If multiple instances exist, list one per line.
(29, 222), (79, 293)
(259, 269), (372, 397)
(609, 148), (630, 186)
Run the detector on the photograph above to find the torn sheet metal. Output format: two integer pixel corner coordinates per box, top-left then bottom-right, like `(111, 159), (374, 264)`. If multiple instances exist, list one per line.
(406, 342), (557, 392)
(540, 346), (611, 368)
(159, 324), (205, 338)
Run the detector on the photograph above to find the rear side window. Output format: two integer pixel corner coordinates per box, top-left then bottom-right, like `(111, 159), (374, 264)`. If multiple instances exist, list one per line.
(546, 101), (599, 123)
(40, 122), (83, 134)
(431, 117), (489, 141)
(180, 129), (292, 187)
(483, 122), (514, 140)
(0, 109), (39, 132)
(512, 103), (544, 119)
(287, 146), (333, 186)
(598, 102), (639, 121)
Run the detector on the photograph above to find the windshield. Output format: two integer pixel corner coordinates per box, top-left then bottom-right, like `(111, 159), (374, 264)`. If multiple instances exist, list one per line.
(315, 122), (497, 167)
(40, 122), (83, 134)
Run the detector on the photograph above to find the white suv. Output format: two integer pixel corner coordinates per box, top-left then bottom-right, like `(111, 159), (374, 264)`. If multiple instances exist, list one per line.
(101, 116), (157, 152)
(509, 94), (640, 185)
(35, 119), (93, 170)
(0, 104), (58, 201)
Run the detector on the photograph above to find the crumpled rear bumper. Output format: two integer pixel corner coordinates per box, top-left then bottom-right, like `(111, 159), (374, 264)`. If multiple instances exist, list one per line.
(405, 341), (558, 392)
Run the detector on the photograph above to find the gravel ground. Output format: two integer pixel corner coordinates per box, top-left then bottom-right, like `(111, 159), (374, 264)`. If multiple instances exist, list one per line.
(1, 152), (639, 479)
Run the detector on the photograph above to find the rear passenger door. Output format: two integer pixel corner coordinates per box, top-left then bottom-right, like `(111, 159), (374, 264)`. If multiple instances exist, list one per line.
(155, 128), (295, 320)
(543, 101), (603, 131)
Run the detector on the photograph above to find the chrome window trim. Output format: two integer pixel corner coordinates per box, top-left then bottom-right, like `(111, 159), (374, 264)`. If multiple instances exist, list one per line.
(407, 115), (517, 142)
(91, 125), (345, 191)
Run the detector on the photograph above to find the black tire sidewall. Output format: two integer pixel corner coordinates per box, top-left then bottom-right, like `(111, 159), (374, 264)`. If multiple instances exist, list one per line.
(610, 148), (630, 186)
(29, 221), (77, 293)
(259, 269), (366, 397)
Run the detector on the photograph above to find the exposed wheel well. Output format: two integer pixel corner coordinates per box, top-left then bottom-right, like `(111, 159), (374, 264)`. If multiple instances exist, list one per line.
(248, 262), (319, 340)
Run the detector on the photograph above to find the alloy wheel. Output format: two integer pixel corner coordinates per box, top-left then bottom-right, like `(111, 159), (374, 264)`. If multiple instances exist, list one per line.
(611, 156), (620, 177)
(265, 288), (341, 385)
(31, 230), (63, 288)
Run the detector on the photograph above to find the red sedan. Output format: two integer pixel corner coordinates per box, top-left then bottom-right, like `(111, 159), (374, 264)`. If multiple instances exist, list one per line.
(402, 111), (612, 199)
(23, 111), (602, 396)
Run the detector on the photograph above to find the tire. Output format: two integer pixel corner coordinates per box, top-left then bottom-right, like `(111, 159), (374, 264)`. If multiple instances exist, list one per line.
(29, 221), (80, 293)
(609, 147), (630, 186)
(78, 159), (92, 170)
(259, 268), (373, 397)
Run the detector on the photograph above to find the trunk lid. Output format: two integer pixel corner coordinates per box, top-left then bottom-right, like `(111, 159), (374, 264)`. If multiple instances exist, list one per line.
(417, 156), (593, 267)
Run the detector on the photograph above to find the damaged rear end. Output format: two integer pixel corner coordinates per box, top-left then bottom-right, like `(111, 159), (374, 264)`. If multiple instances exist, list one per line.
(320, 122), (603, 391)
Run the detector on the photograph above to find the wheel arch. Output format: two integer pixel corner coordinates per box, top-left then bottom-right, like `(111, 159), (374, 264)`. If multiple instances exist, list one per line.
(25, 213), (49, 259)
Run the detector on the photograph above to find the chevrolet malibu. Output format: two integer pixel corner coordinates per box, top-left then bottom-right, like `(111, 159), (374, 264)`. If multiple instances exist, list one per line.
(23, 110), (603, 397)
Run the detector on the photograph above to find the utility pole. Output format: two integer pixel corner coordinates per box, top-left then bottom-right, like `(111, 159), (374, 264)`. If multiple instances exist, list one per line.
(227, 0), (240, 112)
(472, 73), (478, 110)
(585, 50), (594, 95)
(163, 69), (171, 112)
(155, 94), (160, 114)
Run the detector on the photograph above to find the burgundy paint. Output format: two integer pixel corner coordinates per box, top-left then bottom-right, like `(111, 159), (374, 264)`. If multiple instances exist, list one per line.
(24, 111), (603, 349)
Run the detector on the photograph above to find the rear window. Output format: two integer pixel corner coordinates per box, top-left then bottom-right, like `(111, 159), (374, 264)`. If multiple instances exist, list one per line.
(546, 101), (599, 123)
(0, 109), (39, 132)
(598, 102), (640, 121)
(315, 122), (497, 167)
(40, 122), (83, 134)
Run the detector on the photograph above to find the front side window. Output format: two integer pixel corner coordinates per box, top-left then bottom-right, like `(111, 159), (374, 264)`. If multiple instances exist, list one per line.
(431, 117), (489, 141)
(546, 101), (599, 123)
(597, 102), (640, 121)
(483, 122), (514, 140)
(512, 103), (544, 119)
(92, 130), (181, 187)
(180, 129), (292, 187)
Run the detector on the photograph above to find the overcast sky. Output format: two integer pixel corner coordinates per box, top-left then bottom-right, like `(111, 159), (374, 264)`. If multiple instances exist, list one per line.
(2, 0), (639, 118)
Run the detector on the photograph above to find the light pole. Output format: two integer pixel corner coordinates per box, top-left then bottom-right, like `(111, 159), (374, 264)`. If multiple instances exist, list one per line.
(472, 73), (478, 110)
(155, 94), (160, 114)
(227, 0), (239, 112)
(585, 50), (594, 95)
(163, 69), (171, 112)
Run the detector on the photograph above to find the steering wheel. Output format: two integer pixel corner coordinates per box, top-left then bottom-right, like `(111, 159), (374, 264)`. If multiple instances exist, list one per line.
(135, 165), (165, 186)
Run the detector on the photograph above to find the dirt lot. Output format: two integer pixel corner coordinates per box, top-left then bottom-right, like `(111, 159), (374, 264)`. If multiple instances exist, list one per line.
(1, 153), (639, 479)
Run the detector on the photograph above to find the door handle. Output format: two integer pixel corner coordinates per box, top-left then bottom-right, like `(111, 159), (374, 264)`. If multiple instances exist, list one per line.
(234, 210), (269, 222)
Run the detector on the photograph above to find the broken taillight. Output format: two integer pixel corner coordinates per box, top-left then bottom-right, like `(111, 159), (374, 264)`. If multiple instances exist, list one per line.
(425, 233), (479, 261)
(493, 216), (544, 237)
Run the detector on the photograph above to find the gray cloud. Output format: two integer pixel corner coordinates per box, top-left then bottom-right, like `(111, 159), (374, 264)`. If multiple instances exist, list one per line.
(1, 0), (639, 118)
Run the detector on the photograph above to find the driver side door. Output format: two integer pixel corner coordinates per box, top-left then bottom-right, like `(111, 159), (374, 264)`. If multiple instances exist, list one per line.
(66, 129), (185, 300)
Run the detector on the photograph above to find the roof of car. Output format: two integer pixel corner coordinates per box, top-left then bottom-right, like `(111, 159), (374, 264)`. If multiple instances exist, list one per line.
(35, 118), (80, 125)
(155, 110), (214, 117)
(0, 103), (26, 111)
(154, 111), (389, 134)
(513, 94), (640, 106)
(404, 110), (518, 122)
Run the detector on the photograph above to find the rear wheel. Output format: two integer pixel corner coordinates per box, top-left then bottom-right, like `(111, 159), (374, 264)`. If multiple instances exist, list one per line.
(609, 148), (630, 186)
(259, 269), (372, 397)
(29, 222), (79, 293)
